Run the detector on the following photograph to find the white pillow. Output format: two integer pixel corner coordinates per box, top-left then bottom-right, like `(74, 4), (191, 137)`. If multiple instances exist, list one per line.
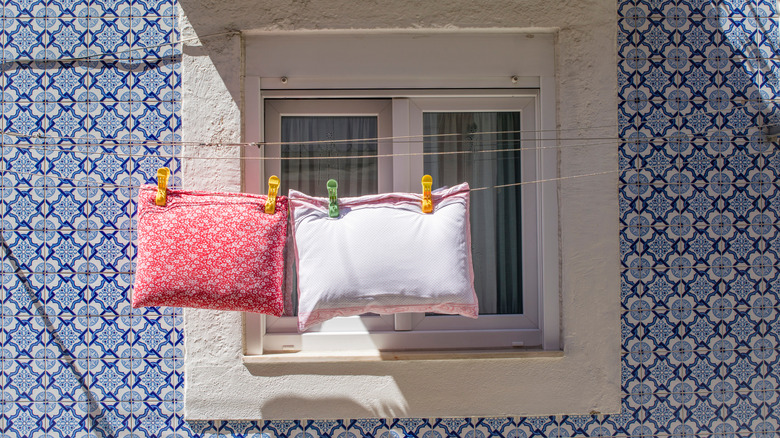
(289, 183), (478, 331)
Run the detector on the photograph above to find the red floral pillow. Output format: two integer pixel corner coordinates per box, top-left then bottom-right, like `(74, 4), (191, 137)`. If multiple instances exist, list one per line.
(132, 186), (288, 315)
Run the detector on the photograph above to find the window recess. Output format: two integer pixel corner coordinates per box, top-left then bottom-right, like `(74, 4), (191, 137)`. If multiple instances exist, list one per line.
(245, 91), (558, 353)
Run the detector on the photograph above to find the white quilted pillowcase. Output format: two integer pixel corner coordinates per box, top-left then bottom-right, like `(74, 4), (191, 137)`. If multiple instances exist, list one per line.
(289, 183), (478, 331)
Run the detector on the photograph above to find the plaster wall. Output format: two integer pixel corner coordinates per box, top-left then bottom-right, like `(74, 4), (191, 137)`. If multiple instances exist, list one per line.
(180, 0), (619, 422)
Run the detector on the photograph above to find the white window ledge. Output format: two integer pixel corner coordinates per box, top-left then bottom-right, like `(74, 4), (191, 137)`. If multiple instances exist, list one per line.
(243, 349), (564, 364)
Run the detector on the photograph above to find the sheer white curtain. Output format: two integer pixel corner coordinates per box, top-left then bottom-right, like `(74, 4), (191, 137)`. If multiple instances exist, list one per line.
(281, 116), (378, 197)
(424, 112), (523, 314)
(281, 116), (378, 314)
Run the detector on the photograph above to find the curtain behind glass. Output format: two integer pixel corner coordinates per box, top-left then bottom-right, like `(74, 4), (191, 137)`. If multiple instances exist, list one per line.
(424, 112), (523, 314)
(281, 116), (378, 197)
(281, 116), (379, 315)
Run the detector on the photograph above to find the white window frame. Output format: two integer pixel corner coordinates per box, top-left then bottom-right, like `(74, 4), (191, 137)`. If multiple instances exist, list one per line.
(247, 92), (556, 352)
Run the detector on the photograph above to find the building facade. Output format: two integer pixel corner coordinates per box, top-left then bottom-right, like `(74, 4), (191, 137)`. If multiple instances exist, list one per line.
(0, 0), (778, 436)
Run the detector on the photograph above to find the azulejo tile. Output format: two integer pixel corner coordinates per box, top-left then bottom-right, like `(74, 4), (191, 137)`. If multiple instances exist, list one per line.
(2, 186), (46, 230)
(46, 187), (89, 229)
(46, 358), (89, 402)
(130, 146), (175, 185)
(46, 18), (89, 60)
(130, 0), (176, 17)
(130, 17), (177, 58)
(2, 402), (48, 438)
(132, 358), (176, 401)
(4, 18), (47, 59)
(89, 0), (132, 17)
(131, 314), (173, 358)
(264, 419), (306, 438)
(90, 401), (134, 436)
(46, 401), (90, 437)
(88, 17), (131, 57)
(4, 63), (48, 102)
(388, 418), (429, 437)
(2, 273), (44, 317)
(45, 102), (89, 141)
(3, 359), (47, 401)
(44, 316), (89, 361)
(44, 273), (88, 316)
(644, 393), (684, 434)
(129, 60), (176, 101)
(346, 418), (387, 438)
(87, 230), (130, 273)
(88, 358), (132, 401)
(88, 273), (131, 315)
(46, 230), (89, 273)
(88, 315), (132, 358)
(0, 231), (48, 274)
(130, 103), (176, 141)
(306, 419), (348, 438)
(87, 186), (130, 229)
(3, 316), (49, 359)
(89, 62), (132, 101)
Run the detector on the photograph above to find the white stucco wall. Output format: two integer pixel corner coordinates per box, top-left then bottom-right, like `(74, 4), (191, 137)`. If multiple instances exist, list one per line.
(179, 0), (618, 420)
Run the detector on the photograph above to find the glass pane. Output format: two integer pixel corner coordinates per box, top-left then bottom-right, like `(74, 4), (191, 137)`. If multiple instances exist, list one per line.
(281, 116), (379, 315)
(281, 116), (378, 197)
(423, 112), (523, 315)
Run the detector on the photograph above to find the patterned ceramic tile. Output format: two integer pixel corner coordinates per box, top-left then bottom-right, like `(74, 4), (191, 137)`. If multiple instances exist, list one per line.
(3, 315), (50, 359)
(131, 314), (173, 358)
(46, 358), (89, 402)
(3, 359), (47, 401)
(46, 18), (89, 60)
(2, 402), (48, 437)
(88, 315), (132, 358)
(4, 63), (47, 102)
(47, 401), (90, 436)
(88, 358), (132, 401)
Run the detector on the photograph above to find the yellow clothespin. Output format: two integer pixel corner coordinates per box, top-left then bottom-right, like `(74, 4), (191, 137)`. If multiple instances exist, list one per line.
(155, 167), (171, 206)
(421, 174), (433, 213)
(265, 175), (280, 214)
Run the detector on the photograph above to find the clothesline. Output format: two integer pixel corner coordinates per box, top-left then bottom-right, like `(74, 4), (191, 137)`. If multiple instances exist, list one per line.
(0, 150), (762, 192)
(2, 98), (776, 149)
(4, 259), (780, 277)
(1, 133), (773, 168)
(4, 139), (621, 161)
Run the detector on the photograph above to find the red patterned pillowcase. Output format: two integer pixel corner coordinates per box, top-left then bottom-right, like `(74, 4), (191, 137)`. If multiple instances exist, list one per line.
(132, 186), (288, 315)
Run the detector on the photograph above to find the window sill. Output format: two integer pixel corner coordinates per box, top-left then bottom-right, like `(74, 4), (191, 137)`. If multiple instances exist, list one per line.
(243, 348), (563, 364)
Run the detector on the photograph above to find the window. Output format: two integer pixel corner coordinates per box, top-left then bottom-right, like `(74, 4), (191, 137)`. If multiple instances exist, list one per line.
(247, 92), (557, 353)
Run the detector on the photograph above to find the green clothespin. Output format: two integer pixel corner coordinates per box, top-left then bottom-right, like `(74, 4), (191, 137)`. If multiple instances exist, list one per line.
(327, 179), (339, 218)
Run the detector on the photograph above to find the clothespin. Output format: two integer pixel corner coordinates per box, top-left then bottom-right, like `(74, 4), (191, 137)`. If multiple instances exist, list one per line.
(421, 174), (433, 213)
(327, 179), (339, 218)
(155, 167), (171, 206)
(265, 175), (280, 214)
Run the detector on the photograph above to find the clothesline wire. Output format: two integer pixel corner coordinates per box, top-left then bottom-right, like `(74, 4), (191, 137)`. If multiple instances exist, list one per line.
(0, 150), (761, 192)
(3, 128), (620, 146)
(7, 260), (780, 276)
(2, 98), (776, 148)
(3, 139), (620, 161)
(1, 132), (774, 164)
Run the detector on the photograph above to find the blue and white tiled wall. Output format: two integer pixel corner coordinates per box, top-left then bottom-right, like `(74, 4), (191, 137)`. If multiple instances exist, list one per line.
(1, 0), (780, 436)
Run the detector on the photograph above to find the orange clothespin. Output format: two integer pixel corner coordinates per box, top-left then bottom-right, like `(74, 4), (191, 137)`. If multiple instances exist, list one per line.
(155, 167), (171, 206)
(265, 175), (280, 214)
(421, 174), (433, 213)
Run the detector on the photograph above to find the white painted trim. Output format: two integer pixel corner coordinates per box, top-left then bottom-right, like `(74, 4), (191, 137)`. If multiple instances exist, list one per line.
(254, 93), (552, 352)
